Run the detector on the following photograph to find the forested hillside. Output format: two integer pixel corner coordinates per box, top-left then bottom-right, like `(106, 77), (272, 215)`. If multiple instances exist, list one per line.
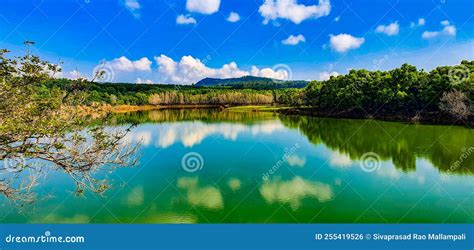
(28, 56), (474, 121)
(195, 75), (308, 89)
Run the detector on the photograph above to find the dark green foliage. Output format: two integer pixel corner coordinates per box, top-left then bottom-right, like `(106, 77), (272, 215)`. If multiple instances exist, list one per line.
(304, 61), (473, 116)
(45, 61), (472, 117)
(195, 76), (308, 89)
(44, 79), (303, 106)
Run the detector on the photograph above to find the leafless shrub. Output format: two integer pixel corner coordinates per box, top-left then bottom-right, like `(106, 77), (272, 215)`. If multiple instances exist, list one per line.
(439, 90), (471, 119)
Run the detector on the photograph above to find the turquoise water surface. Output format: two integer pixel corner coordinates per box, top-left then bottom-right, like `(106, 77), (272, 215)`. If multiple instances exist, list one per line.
(1, 109), (473, 223)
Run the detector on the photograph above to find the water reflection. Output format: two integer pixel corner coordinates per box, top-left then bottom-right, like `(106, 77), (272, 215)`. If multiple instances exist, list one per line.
(150, 121), (284, 148)
(138, 212), (198, 224)
(227, 178), (241, 192)
(1, 109), (473, 223)
(112, 109), (278, 124)
(31, 214), (90, 224)
(329, 151), (352, 168)
(260, 177), (334, 210)
(286, 155), (306, 167)
(121, 109), (285, 148)
(124, 186), (145, 206)
(280, 115), (474, 175)
(177, 177), (224, 210)
(119, 109), (473, 175)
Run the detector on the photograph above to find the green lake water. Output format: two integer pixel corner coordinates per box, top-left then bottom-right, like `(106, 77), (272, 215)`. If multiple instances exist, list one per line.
(1, 109), (473, 223)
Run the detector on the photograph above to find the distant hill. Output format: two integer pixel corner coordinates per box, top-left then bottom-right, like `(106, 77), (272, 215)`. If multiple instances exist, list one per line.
(194, 75), (308, 89)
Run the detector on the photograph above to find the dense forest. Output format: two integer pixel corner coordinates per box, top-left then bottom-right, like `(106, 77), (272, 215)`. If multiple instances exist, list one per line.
(6, 44), (472, 122)
(43, 60), (473, 121)
(304, 60), (473, 119)
(46, 78), (304, 106)
(195, 75), (308, 89)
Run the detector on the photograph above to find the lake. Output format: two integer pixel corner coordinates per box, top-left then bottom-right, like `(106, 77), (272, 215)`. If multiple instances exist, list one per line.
(1, 109), (473, 223)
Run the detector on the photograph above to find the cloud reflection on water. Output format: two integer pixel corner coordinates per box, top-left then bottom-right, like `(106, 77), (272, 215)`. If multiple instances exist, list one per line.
(259, 176), (334, 210)
(177, 177), (224, 210)
(125, 120), (285, 148)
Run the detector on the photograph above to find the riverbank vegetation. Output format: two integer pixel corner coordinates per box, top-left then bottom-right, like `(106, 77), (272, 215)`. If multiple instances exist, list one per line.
(47, 79), (304, 106)
(3, 47), (473, 125)
(304, 61), (473, 121)
(0, 47), (472, 203)
(57, 60), (473, 123)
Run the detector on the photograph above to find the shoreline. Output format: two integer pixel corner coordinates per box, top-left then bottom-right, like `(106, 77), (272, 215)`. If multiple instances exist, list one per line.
(110, 104), (224, 113)
(280, 107), (473, 127)
(101, 104), (472, 127)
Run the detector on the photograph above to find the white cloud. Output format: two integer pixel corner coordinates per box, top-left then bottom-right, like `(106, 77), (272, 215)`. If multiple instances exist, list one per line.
(318, 71), (339, 80)
(282, 34), (306, 45)
(375, 21), (399, 36)
(106, 56), (152, 72)
(333, 16), (340, 22)
(155, 121), (280, 147)
(176, 14), (197, 25)
(155, 55), (246, 84)
(152, 121), (284, 148)
(226, 12), (240, 22)
(443, 25), (456, 36)
(329, 33), (365, 53)
(440, 20), (450, 26)
(186, 0), (220, 14)
(67, 70), (82, 80)
(287, 155), (306, 167)
(155, 54), (290, 84)
(125, 186), (144, 206)
(228, 178), (241, 191)
(410, 18), (425, 28)
(135, 78), (153, 84)
(330, 151), (352, 167)
(422, 21), (456, 39)
(122, 130), (152, 146)
(250, 66), (290, 80)
(259, 0), (331, 24)
(178, 177), (223, 210)
(260, 177), (333, 210)
(123, 0), (141, 18)
(418, 18), (426, 26)
(422, 31), (439, 39)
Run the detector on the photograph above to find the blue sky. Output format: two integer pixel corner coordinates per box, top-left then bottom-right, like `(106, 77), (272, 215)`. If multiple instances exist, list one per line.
(0, 0), (473, 84)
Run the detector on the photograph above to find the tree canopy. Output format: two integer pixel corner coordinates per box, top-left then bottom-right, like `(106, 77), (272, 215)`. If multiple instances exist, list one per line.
(305, 61), (473, 119)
